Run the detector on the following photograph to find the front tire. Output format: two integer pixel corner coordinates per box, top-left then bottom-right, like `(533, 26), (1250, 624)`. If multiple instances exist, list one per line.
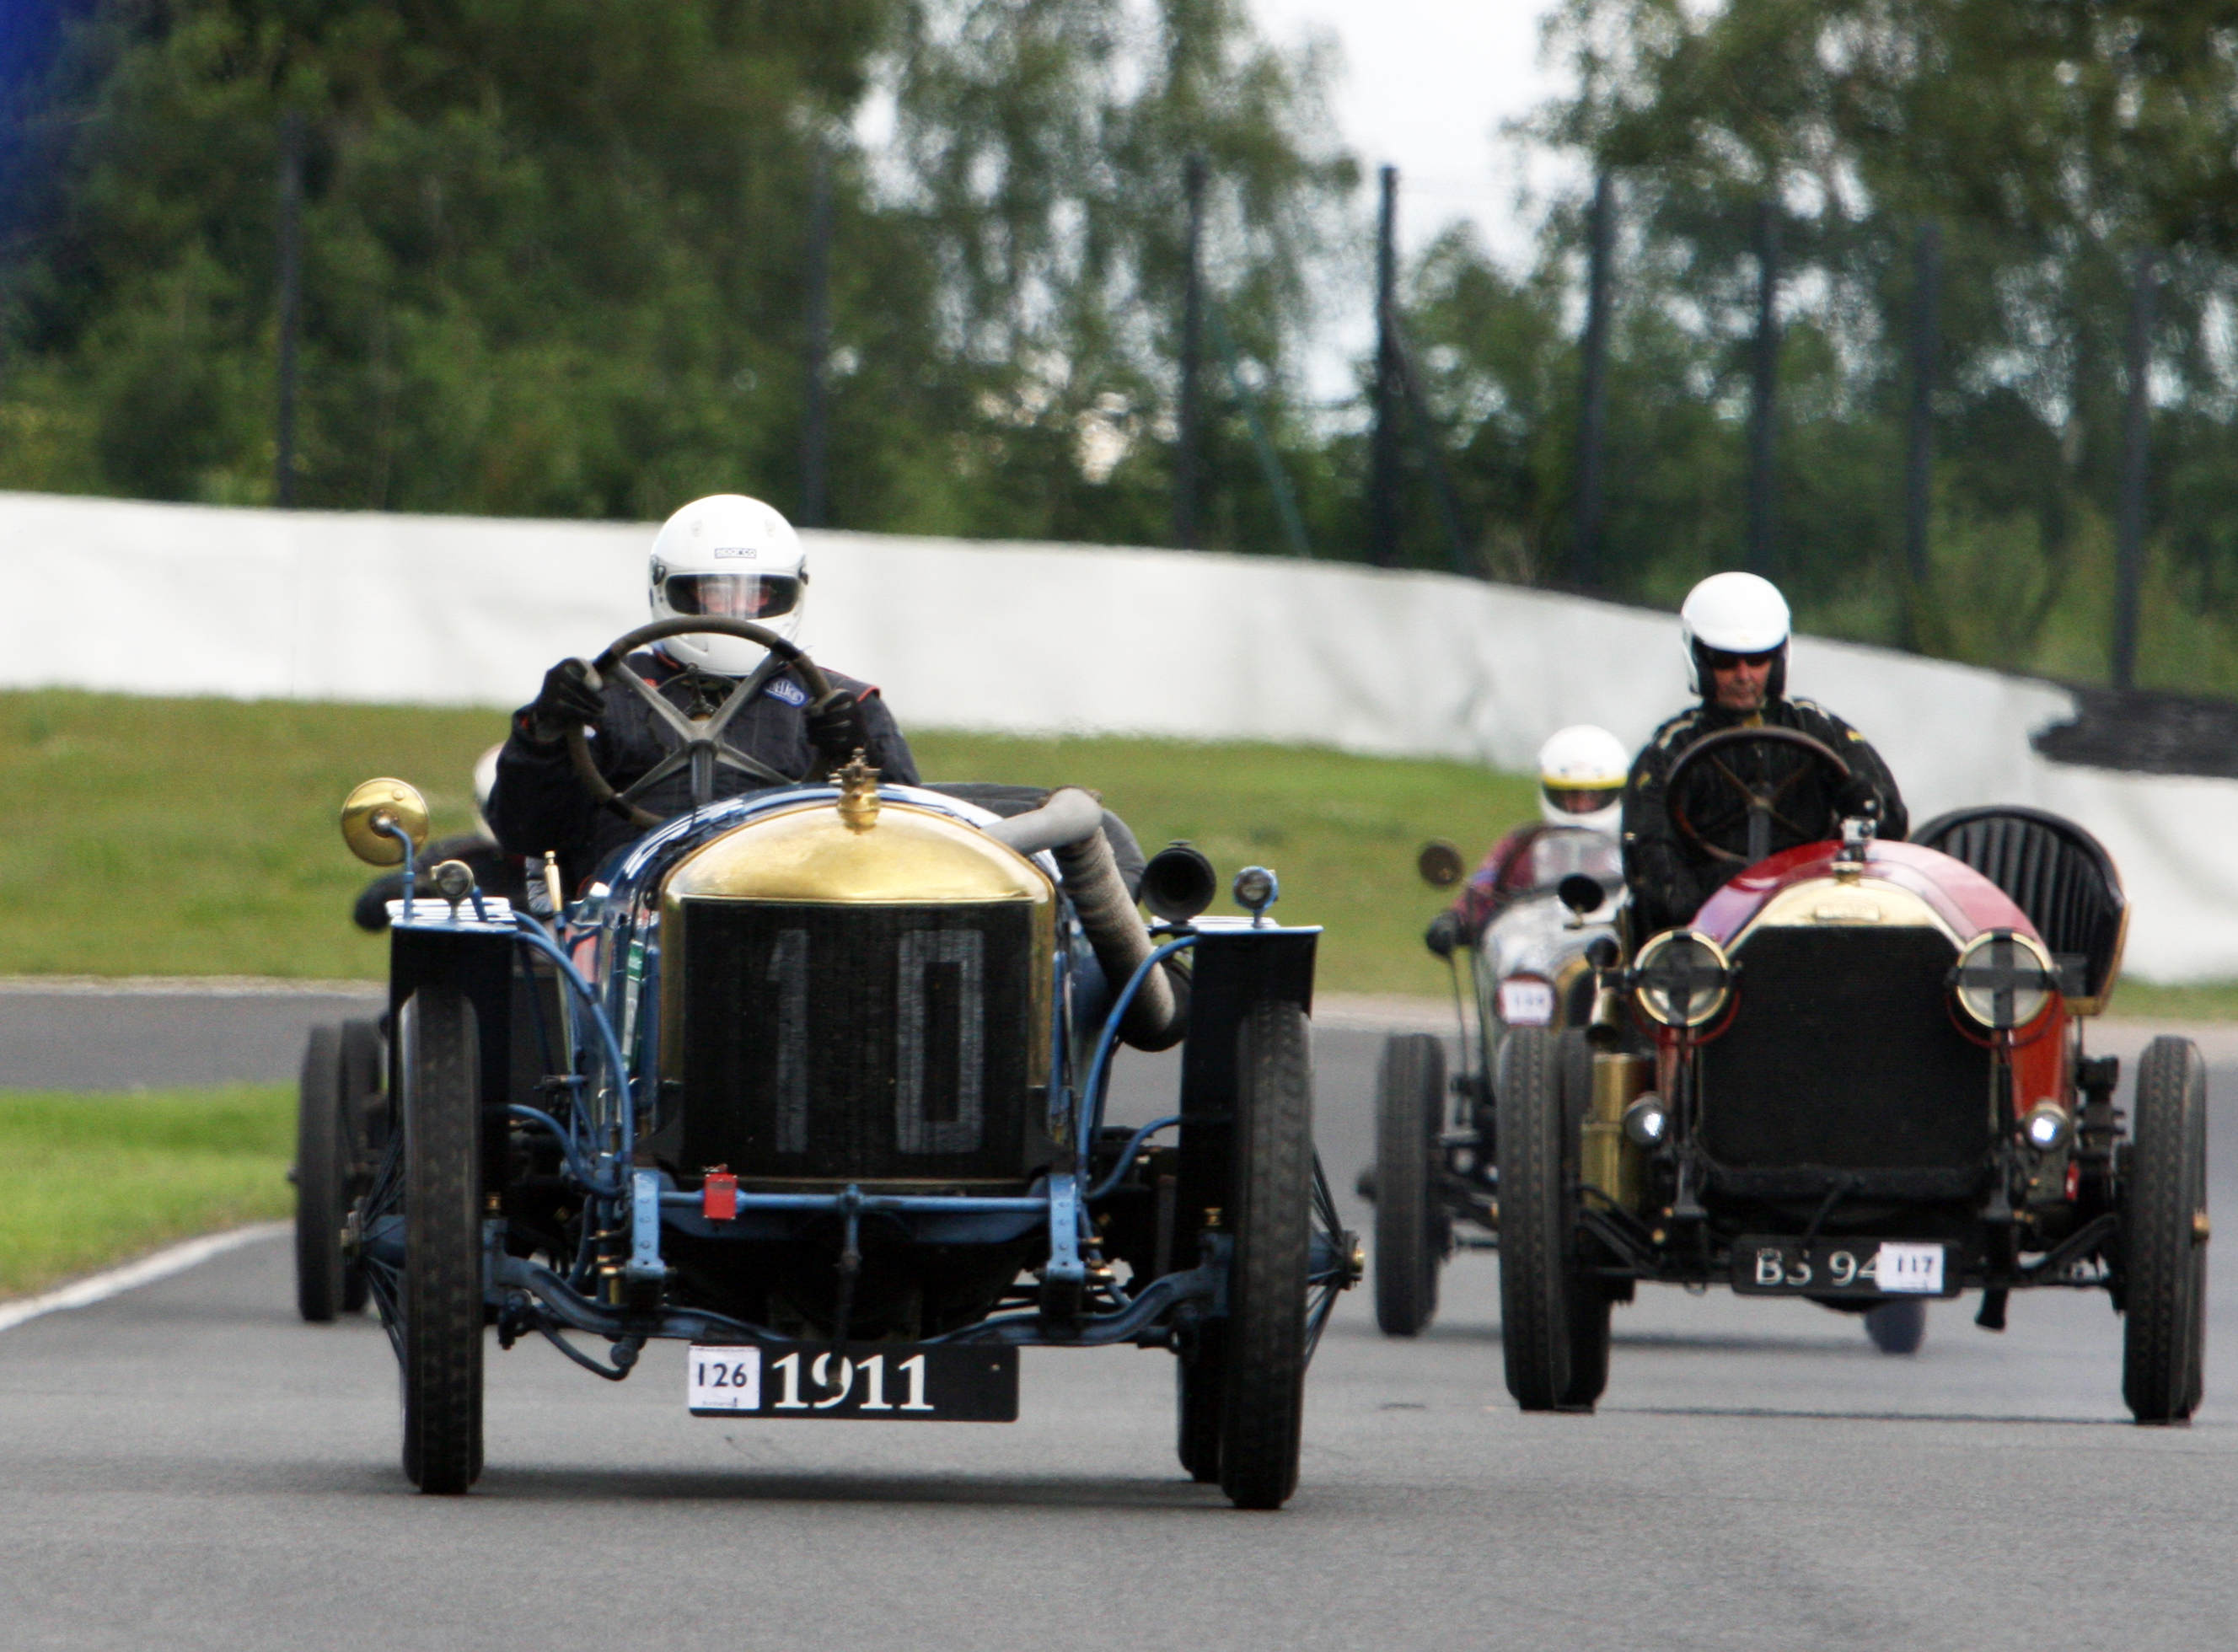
(1219, 1000), (1313, 1510)
(1373, 1032), (1445, 1336)
(294, 1026), (348, 1322)
(1498, 1027), (1604, 1411)
(398, 987), (486, 1493)
(1175, 1327), (1224, 1483)
(2123, 1036), (2208, 1424)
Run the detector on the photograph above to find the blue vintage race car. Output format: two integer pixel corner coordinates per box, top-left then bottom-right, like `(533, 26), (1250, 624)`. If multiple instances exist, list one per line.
(323, 616), (1357, 1507)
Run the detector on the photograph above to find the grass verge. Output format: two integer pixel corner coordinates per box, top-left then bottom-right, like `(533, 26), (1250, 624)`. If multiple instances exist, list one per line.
(2, 687), (2230, 1014)
(0, 1085), (293, 1301)
(0, 689), (1531, 996)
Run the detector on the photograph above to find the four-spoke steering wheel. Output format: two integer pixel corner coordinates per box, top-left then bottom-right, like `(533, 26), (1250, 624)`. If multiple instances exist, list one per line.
(1664, 725), (1852, 867)
(563, 616), (836, 829)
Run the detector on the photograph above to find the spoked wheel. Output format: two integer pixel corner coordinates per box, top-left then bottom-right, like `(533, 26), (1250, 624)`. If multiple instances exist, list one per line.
(2123, 1036), (2208, 1424)
(336, 1018), (385, 1314)
(1864, 1297), (1928, 1355)
(294, 1026), (349, 1322)
(1219, 1000), (1314, 1510)
(376, 985), (486, 1493)
(1497, 1027), (1606, 1411)
(1373, 1032), (1445, 1337)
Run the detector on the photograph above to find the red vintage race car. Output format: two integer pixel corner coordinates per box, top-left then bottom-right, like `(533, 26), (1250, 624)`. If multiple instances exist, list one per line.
(1497, 726), (2208, 1424)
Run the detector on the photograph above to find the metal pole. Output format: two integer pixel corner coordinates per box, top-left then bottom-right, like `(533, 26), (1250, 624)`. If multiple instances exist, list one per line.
(1391, 323), (1472, 577)
(275, 110), (303, 510)
(1575, 171), (1614, 590)
(798, 141), (833, 528)
(1903, 222), (1940, 593)
(1205, 298), (1312, 558)
(1173, 153), (1205, 550)
(2112, 249), (2155, 691)
(1901, 221), (1941, 651)
(1746, 201), (1779, 576)
(1368, 164), (1402, 567)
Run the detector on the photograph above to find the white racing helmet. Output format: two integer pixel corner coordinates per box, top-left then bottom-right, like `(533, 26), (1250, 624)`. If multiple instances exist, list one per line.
(1537, 724), (1629, 833)
(1679, 571), (1790, 697)
(647, 494), (808, 676)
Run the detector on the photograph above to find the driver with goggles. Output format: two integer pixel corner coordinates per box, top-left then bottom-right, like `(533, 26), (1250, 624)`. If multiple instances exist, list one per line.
(1621, 571), (1906, 936)
(490, 493), (918, 889)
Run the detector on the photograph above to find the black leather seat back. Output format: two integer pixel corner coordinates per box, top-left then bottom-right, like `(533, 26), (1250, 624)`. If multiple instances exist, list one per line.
(1909, 807), (2127, 1010)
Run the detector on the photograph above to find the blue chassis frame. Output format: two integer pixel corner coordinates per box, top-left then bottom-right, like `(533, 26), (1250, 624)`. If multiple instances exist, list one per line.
(369, 781), (1344, 1365)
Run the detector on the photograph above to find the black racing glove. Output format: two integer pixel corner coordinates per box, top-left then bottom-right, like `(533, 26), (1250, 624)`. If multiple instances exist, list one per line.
(1833, 771), (1880, 822)
(523, 657), (605, 747)
(805, 689), (867, 773)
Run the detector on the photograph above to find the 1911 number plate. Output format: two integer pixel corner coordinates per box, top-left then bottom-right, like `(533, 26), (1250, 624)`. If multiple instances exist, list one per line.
(1731, 1239), (1951, 1298)
(688, 1340), (1017, 1422)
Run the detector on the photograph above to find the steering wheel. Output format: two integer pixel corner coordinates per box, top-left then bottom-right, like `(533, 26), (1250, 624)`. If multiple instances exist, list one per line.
(563, 616), (837, 829)
(1664, 726), (1852, 867)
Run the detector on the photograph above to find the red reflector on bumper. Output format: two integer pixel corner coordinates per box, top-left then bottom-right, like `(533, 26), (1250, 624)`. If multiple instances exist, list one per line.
(703, 1169), (737, 1220)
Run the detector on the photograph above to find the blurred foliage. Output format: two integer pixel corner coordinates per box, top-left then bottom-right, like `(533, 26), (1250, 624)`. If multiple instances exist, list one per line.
(1385, 0), (2238, 685)
(6, 0), (2238, 691)
(0, 1083), (292, 1298)
(0, 0), (1352, 536)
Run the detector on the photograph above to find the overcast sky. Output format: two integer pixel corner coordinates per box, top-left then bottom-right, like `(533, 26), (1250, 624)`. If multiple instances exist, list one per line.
(1242, 0), (1577, 394)
(1246, 0), (1575, 262)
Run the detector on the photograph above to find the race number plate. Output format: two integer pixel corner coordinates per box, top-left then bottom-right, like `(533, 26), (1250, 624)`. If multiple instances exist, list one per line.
(687, 1341), (1017, 1422)
(1731, 1238), (1951, 1298)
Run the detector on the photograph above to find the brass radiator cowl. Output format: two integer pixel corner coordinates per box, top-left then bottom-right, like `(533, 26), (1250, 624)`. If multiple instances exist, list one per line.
(1582, 1052), (1652, 1213)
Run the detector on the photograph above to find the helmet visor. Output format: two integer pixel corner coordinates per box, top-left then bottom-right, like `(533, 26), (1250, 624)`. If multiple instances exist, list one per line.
(1543, 782), (1623, 817)
(662, 573), (802, 621)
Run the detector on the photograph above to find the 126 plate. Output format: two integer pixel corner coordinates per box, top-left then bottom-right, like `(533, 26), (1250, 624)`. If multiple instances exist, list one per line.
(688, 1339), (1017, 1422)
(1731, 1238), (1952, 1298)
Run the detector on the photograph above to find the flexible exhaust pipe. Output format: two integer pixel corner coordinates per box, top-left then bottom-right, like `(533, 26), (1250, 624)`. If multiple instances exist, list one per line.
(987, 787), (1187, 1051)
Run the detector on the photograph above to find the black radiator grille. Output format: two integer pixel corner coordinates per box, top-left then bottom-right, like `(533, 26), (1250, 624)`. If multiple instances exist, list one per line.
(1698, 925), (1992, 1172)
(679, 899), (1035, 1181)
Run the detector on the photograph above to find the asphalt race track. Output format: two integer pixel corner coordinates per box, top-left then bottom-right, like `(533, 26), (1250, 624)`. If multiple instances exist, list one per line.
(0, 1003), (2231, 1651)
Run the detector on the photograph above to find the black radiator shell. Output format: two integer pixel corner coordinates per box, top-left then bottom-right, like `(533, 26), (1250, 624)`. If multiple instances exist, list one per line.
(1697, 925), (1993, 1177)
(676, 898), (1037, 1183)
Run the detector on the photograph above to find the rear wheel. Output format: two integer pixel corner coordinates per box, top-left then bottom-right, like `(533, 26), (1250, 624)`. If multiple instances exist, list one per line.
(1373, 1032), (1445, 1336)
(1219, 1000), (1313, 1510)
(1865, 1297), (1928, 1355)
(294, 1026), (348, 1322)
(2123, 1036), (2208, 1424)
(398, 987), (486, 1493)
(336, 1019), (385, 1315)
(1498, 1027), (1603, 1411)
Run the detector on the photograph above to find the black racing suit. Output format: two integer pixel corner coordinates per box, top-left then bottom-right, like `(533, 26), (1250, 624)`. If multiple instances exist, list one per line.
(1621, 696), (1907, 936)
(490, 648), (918, 891)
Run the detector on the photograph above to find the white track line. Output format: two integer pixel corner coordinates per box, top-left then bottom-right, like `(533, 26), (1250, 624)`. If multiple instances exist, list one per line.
(0, 1222), (290, 1335)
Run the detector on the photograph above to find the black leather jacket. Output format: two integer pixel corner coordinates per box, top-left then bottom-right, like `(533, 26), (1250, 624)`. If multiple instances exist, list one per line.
(489, 648), (917, 890)
(1621, 696), (1907, 936)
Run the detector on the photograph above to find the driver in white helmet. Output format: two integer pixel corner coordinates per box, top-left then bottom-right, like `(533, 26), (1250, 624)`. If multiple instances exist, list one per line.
(1622, 571), (1905, 935)
(490, 494), (918, 889)
(1430, 725), (1629, 951)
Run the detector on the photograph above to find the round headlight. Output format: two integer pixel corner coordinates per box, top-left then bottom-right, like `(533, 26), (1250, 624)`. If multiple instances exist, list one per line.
(1232, 865), (1280, 920)
(1951, 929), (2056, 1031)
(2021, 1102), (2069, 1150)
(1632, 929), (1733, 1028)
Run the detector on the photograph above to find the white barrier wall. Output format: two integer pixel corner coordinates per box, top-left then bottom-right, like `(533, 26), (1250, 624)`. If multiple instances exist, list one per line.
(2, 489), (2229, 979)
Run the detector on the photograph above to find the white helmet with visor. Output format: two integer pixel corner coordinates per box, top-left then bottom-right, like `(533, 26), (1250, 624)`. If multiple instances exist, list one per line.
(1537, 724), (1629, 833)
(647, 494), (808, 676)
(1679, 571), (1790, 697)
